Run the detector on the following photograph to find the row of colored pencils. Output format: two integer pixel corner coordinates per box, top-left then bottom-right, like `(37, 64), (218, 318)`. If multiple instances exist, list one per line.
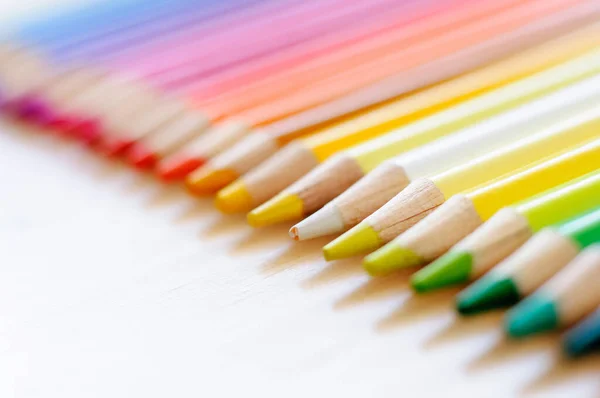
(1, 0), (600, 357)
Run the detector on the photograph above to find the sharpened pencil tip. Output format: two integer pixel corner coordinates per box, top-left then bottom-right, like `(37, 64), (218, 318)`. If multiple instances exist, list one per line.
(127, 143), (158, 170)
(247, 193), (303, 227)
(456, 274), (521, 315)
(411, 251), (473, 293)
(505, 294), (559, 338)
(157, 155), (206, 182)
(97, 137), (134, 158)
(215, 181), (253, 214)
(73, 118), (102, 145)
(322, 222), (381, 261)
(186, 167), (239, 195)
(364, 243), (423, 276)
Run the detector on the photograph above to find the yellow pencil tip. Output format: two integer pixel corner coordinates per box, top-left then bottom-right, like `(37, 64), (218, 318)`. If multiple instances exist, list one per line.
(363, 244), (424, 276)
(247, 193), (303, 227)
(214, 180), (254, 214)
(322, 222), (382, 261)
(185, 167), (239, 196)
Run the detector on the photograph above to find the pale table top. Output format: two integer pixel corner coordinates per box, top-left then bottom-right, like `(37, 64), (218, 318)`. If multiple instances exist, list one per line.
(0, 1), (599, 395)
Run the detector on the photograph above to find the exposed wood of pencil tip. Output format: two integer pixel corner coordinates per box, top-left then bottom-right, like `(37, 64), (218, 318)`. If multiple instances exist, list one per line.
(139, 105), (206, 155)
(183, 120), (249, 159)
(392, 192), (482, 260)
(292, 154), (365, 214)
(334, 162), (410, 228)
(367, 178), (446, 243)
(103, 83), (162, 134)
(455, 207), (532, 278)
(118, 96), (186, 143)
(499, 229), (580, 295)
(45, 69), (103, 105)
(209, 131), (280, 175)
(156, 110), (212, 154)
(243, 142), (320, 206)
(549, 247), (600, 325)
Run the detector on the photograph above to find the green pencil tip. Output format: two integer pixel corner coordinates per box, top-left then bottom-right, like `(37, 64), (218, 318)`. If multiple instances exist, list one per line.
(322, 222), (382, 261)
(363, 244), (423, 276)
(411, 251), (473, 293)
(505, 294), (559, 338)
(456, 274), (521, 315)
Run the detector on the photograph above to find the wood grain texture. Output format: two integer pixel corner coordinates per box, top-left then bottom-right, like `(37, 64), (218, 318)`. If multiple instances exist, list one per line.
(369, 178), (446, 243)
(244, 142), (319, 206)
(210, 131), (280, 175)
(294, 154), (364, 214)
(500, 229), (580, 294)
(548, 246), (600, 325)
(456, 207), (533, 278)
(337, 162), (410, 228)
(393, 193), (483, 259)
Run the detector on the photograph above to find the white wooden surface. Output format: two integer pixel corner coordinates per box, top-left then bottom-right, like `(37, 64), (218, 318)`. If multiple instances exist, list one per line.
(0, 2), (599, 396)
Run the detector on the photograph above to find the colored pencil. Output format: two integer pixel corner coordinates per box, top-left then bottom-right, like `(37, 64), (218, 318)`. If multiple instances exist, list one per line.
(244, 49), (600, 227)
(457, 207), (600, 315)
(291, 74), (600, 241)
(505, 245), (600, 338)
(564, 306), (600, 357)
(408, 170), (600, 292)
(330, 114), (600, 265)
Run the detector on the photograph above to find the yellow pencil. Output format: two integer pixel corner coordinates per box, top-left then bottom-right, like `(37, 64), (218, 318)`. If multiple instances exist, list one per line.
(245, 49), (600, 227)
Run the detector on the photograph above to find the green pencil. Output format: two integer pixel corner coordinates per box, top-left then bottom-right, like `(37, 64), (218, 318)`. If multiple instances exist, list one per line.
(505, 245), (600, 338)
(456, 206), (600, 315)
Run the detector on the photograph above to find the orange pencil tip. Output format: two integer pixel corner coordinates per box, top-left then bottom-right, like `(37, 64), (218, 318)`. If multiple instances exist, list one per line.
(157, 156), (206, 182)
(185, 167), (239, 196)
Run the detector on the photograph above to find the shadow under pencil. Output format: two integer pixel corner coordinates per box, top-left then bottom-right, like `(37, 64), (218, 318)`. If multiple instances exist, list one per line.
(376, 286), (460, 332)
